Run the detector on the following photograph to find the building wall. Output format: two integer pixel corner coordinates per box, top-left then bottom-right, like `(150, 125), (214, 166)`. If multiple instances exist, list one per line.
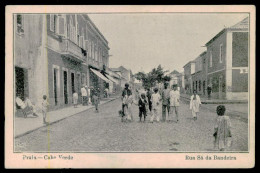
(207, 32), (227, 74)
(14, 14), (47, 107)
(232, 32), (249, 67)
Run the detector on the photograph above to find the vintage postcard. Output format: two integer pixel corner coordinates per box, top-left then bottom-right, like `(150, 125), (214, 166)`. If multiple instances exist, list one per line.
(5, 5), (255, 168)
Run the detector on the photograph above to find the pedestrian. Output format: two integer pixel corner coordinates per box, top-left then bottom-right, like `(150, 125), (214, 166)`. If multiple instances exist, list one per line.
(73, 90), (78, 108)
(150, 88), (161, 123)
(87, 86), (91, 105)
(190, 90), (201, 120)
(207, 83), (212, 99)
(169, 85), (180, 123)
(104, 87), (109, 98)
(93, 91), (99, 113)
(126, 90), (134, 122)
(138, 93), (148, 122)
(213, 105), (232, 151)
(161, 82), (170, 122)
(42, 95), (49, 124)
(121, 83), (131, 117)
(146, 88), (152, 114)
(81, 85), (87, 106)
(97, 87), (101, 104)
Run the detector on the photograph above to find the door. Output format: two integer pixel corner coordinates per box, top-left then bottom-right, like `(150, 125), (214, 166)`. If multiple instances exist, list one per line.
(219, 76), (223, 99)
(63, 71), (68, 104)
(71, 72), (75, 94)
(15, 67), (25, 100)
(54, 69), (58, 106)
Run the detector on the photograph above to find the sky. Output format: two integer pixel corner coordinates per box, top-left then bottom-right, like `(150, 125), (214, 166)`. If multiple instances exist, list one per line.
(88, 13), (248, 74)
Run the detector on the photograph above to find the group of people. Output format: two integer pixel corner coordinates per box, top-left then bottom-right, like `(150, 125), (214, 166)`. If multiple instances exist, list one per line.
(73, 85), (101, 112)
(120, 82), (182, 123)
(120, 82), (232, 151)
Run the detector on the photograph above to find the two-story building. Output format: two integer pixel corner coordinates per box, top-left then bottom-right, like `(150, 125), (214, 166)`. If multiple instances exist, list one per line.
(205, 17), (248, 100)
(191, 51), (207, 95)
(14, 14), (111, 111)
(183, 61), (196, 94)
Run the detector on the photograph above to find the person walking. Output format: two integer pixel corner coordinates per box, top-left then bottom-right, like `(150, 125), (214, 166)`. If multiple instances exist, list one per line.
(93, 91), (99, 113)
(138, 93), (148, 122)
(161, 82), (170, 122)
(207, 83), (212, 99)
(213, 105), (232, 151)
(81, 85), (87, 106)
(121, 83), (131, 117)
(146, 88), (152, 114)
(126, 90), (134, 122)
(169, 85), (180, 123)
(190, 90), (201, 120)
(150, 88), (161, 123)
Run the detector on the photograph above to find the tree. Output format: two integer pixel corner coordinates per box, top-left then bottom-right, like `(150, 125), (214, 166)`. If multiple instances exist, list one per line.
(134, 65), (171, 89)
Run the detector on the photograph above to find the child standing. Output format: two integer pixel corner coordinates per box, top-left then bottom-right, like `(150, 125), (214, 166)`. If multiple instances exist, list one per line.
(190, 90), (201, 120)
(150, 88), (161, 123)
(138, 93), (148, 122)
(213, 105), (232, 151)
(93, 91), (99, 113)
(42, 95), (49, 124)
(73, 90), (78, 108)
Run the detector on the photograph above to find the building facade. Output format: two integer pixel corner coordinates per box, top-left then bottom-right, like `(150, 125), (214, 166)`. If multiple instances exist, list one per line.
(191, 51), (207, 96)
(14, 14), (111, 111)
(205, 17), (248, 100)
(183, 61), (195, 94)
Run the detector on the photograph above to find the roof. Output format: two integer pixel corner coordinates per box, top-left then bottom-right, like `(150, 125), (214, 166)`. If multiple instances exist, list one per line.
(205, 17), (249, 46)
(183, 60), (196, 68)
(229, 17), (249, 29)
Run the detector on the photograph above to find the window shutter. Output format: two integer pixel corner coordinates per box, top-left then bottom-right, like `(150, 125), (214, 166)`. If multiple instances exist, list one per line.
(58, 17), (65, 36)
(50, 14), (55, 32)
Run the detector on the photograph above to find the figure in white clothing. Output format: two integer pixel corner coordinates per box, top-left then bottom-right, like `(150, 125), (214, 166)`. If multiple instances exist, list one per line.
(150, 88), (161, 123)
(169, 85), (180, 122)
(125, 90), (134, 122)
(190, 90), (201, 120)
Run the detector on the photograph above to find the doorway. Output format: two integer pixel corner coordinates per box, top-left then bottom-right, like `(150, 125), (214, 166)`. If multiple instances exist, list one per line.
(53, 68), (58, 106)
(71, 72), (75, 94)
(15, 67), (29, 101)
(63, 71), (68, 104)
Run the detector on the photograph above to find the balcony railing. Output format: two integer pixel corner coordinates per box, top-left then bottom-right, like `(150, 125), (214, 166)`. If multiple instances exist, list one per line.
(60, 38), (84, 63)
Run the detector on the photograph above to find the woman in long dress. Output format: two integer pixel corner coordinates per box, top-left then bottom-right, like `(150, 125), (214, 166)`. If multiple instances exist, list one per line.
(190, 90), (201, 120)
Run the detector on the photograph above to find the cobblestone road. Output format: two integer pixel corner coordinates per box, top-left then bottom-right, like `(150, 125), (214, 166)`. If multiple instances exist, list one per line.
(15, 98), (248, 152)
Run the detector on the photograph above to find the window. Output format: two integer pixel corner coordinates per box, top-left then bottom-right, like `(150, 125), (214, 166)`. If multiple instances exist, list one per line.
(209, 50), (213, 67)
(219, 44), (223, 63)
(199, 81), (201, 91)
(50, 14), (58, 33)
(16, 14), (24, 34)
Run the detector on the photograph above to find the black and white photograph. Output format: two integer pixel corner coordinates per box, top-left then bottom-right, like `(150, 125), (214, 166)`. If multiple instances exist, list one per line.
(5, 5), (255, 168)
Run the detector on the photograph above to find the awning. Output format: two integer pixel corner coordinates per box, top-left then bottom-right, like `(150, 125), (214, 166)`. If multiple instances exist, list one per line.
(90, 68), (110, 83)
(105, 74), (120, 85)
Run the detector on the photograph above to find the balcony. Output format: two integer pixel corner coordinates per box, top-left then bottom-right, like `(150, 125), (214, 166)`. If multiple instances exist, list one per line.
(60, 38), (85, 63)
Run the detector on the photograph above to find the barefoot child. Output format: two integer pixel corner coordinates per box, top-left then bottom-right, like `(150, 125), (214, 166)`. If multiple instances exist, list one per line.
(190, 90), (201, 120)
(138, 93), (148, 122)
(150, 88), (161, 123)
(42, 95), (49, 124)
(213, 105), (232, 151)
